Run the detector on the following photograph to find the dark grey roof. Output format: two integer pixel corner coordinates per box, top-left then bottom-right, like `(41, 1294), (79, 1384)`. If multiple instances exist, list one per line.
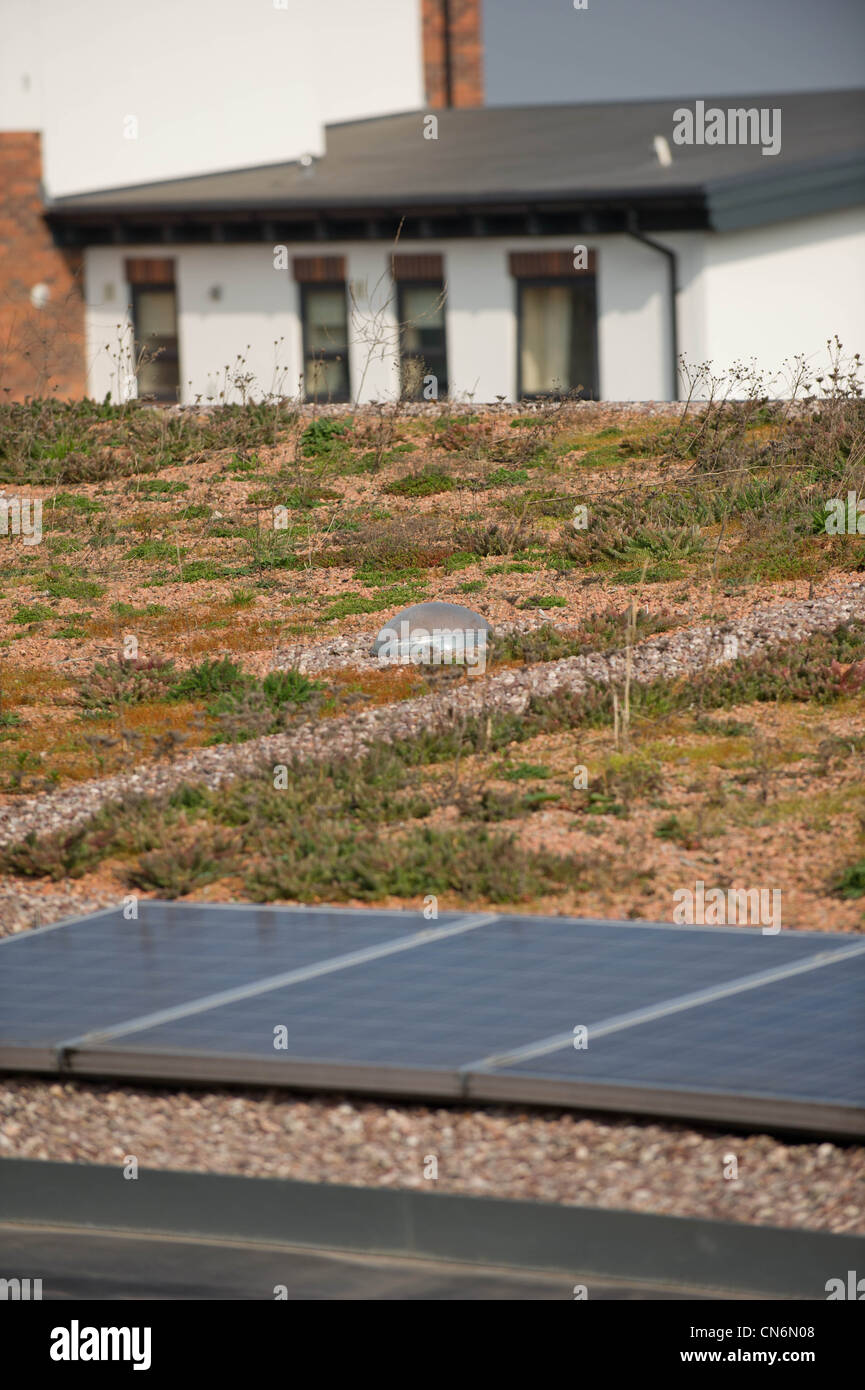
(46, 89), (865, 237)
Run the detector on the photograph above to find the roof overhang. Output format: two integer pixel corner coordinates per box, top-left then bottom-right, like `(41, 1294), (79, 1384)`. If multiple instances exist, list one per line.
(706, 152), (865, 232)
(45, 191), (711, 248)
(41, 90), (865, 247)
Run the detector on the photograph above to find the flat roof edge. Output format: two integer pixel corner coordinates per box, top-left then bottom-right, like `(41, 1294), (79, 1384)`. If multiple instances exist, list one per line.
(1, 1157), (862, 1296)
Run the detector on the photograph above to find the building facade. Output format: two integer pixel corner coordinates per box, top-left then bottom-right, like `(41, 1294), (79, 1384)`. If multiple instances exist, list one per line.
(76, 206), (865, 407)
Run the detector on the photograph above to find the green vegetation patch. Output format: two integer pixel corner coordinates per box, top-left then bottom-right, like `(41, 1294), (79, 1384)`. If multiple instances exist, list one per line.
(385, 467), (455, 498)
(0, 741), (585, 903)
(12, 603), (55, 625)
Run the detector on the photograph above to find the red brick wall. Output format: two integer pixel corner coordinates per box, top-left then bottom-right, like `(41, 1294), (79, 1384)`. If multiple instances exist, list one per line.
(0, 132), (85, 400)
(422, 0), (484, 107)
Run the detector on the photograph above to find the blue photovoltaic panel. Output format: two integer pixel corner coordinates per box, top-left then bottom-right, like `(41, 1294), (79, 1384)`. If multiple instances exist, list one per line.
(496, 953), (865, 1106)
(1, 904), (862, 1134)
(74, 916), (854, 1069)
(0, 902), (467, 1048)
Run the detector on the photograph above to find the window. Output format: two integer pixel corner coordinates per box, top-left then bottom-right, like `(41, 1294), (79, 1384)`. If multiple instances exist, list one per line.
(126, 259), (179, 403)
(393, 254), (447, 400)
(511, 251), (598, 400)
(294, 257), (350, 403)
(301, 285), (350, 403)
(393, 255), (447, 400)
(397, 284), (447, 399)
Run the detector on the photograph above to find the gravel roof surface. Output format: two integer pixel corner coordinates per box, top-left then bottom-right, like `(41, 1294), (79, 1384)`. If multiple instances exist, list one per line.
(1, 1077), (862, 1235)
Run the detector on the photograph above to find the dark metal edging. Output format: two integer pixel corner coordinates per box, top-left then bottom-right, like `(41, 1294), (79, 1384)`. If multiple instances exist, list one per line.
(466, 1071), (865, 1142)
(1, 1043), (861, 1140)
(61, 1047), (467, 1100)
(0, 1158), (861, 1299)
(30, 1046), (864, 1143)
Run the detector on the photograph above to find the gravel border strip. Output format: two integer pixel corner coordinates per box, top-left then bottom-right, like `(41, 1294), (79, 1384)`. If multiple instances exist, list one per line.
(159, 399), (688, 421)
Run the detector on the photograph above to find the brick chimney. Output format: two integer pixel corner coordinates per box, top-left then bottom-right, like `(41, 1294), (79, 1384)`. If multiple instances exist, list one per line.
(0, 132), (85, 400)
(422, 0), (484, 107)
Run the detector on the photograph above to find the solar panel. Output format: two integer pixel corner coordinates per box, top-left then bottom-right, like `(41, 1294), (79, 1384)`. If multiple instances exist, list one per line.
(0, 901), (484, 1069)
(488, 952), (865, 1102)
(471, 949), (865, 1133)
(73, 915), (852, 1067)
(1, 904), (862, 1137)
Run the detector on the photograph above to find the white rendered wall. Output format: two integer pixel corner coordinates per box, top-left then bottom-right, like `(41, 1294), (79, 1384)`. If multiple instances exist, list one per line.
(700, 208), (865, 388)
(445, 234), (707, 402)
(0, 0), (424, 198)
(597, 234), (669, 400)
(85, 242), (402, 405)
(85, 235), (703, 405)
(423, 235), (694, 402)
(84, 221), (862, 406)
(667, 230), (709, 388)
(444, 243), (515, 402)
(0, 0), (43, 130)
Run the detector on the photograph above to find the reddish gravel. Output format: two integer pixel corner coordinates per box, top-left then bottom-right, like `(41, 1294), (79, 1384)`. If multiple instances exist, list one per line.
(1, 1077), (862, 1235)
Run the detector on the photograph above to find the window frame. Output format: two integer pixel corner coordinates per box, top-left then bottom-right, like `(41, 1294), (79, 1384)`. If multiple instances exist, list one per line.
(300, 280), (351, 405)
(515, 274), (600, 402)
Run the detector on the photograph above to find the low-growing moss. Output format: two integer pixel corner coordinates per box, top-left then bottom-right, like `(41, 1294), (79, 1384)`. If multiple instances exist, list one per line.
(12, 603), (55, 624)
(385, 468), (455, 498)
(49, 492), (104, 513)
(323, 585), (422, 620)
(498, 761), (552, 781)
(126, 540), (184, 561)
(300, 416), (353, 458)
(518, 594), (568, 609)
(40, 570), (104, 601)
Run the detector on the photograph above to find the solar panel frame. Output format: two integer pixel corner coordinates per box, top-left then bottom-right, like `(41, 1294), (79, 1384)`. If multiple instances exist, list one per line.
(464, 1072), (864, 1139)
(56, 1049), (864, 1139)
(60, 1045), (469, 1100)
